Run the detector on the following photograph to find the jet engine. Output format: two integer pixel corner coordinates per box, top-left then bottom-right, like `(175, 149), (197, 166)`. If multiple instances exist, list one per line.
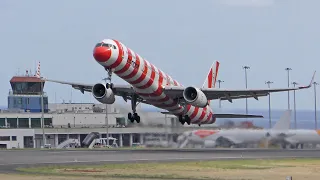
(92, 83), (115, 104)
(183, 86), (208, 108)
(204, 140), (217, 148)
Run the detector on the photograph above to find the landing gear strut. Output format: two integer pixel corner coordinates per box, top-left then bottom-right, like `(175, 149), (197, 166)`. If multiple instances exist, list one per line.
(128, 95), (140, 123)
(105, 68), (114, 90)
(105, 68), (141, 123)
(178, 101), (191, 125)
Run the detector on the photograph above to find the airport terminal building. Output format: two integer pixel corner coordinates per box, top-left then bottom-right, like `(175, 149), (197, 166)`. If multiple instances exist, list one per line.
(0, 73), (215, 149)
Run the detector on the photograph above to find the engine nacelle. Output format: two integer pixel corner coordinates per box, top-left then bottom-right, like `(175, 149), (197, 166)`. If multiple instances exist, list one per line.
(183, 86), (208, 108)
(204, 140), (217, 148)
(92, 83), (115, 104)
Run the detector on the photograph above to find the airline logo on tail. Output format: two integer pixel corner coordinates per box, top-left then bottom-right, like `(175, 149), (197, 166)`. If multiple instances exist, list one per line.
(202, 61), (220, 105)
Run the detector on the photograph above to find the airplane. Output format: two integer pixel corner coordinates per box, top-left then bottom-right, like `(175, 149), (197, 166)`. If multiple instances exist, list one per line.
(176, 110), (292, 148)
(42, 38), (316, 126)
(281, 129), (320, 149)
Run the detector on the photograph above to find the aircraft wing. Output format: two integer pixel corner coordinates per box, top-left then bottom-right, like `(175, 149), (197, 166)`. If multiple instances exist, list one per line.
(163, 71), (315, 102)
(42, 78), (151, 104)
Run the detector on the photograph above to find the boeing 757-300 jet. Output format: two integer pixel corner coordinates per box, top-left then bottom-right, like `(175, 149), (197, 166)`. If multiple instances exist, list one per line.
(42, 39), (315, 126)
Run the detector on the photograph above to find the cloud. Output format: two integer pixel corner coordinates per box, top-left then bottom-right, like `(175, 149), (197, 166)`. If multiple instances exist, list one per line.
(219, 0), (275, 7)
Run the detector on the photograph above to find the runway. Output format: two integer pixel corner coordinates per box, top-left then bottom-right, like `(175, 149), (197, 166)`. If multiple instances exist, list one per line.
(1, 148), (320, 173)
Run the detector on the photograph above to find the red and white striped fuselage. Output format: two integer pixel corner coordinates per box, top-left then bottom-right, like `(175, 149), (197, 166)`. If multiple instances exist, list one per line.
(93, 39), (216, 124)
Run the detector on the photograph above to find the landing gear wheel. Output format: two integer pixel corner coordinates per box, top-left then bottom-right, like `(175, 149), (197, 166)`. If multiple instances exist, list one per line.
(128, 112), (141, 123)
(178, 115), (183, 123)
(184, 115), (191, 125)
(128, 113), (134, 123)
(128, 95), (141, 123)
(135, 115), (140, 123)
(106, 83), (114, 89)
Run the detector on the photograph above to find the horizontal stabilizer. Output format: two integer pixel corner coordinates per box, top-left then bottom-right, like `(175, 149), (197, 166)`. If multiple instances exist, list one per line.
(213, 114), (263, 118)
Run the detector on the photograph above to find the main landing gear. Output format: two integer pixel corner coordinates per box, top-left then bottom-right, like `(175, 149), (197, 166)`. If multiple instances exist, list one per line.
(178, 115), (191, 125)
(128, 95), (140, 123)
(104, 68), (141, 124)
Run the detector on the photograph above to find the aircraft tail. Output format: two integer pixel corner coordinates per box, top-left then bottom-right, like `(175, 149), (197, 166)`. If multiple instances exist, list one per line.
(271, 110), (292, 130)
(202, 61), (220, 105)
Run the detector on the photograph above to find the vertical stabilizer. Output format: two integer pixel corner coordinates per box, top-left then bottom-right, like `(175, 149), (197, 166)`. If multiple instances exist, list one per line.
(272, 110), (292, 130)
(202, 61), (220, 105)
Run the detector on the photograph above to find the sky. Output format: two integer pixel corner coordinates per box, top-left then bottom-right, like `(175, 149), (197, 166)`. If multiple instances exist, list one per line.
(0, 0), (319, 112)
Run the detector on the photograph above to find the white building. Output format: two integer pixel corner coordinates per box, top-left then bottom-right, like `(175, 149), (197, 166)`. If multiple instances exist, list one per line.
(0, 129), (35, 149)
(0, 103), (215, 149)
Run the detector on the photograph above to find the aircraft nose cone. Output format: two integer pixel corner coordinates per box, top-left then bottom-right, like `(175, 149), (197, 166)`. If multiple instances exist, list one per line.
(93, 46), (112, 62)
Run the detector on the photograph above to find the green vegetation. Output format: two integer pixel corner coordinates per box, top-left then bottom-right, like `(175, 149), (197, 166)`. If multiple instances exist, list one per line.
(17, 158), (320, 180)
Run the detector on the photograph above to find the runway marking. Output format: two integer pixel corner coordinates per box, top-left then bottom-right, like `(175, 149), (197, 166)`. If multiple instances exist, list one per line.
(47, 151), (118, 154)
(0, 156), (312, 166)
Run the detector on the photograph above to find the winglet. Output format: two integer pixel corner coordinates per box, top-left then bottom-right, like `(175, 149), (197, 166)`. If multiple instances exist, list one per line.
(298, 71), (316, 89)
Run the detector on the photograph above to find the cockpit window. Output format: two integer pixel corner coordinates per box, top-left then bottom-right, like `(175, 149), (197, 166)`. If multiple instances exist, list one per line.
(95, 43), (102, 47)
(102, 44), (112, 48)
(95, 43), (117, 49)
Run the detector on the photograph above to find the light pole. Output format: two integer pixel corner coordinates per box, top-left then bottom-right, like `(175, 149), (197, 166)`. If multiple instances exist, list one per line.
(165, 114), (168, 142)
(313, 82), (319, 130)
(217, 80), (224, 88)
(102, 78), (109, 146)
(40, 79), (46, 147)
(285, 68), (292, 110)
(243, 66), (250, 115)
(217, 80), (224, 108)
(265, 81), (273, 129)
(292, 82), (299, 129)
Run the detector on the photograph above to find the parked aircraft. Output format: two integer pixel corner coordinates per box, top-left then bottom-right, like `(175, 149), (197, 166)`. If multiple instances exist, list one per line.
(277, 129), (320, 149)
(42, 39), (315, 126)
(177, 110), (292, 148)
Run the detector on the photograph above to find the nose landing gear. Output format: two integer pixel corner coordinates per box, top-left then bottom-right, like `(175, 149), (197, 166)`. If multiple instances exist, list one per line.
(105, 68), (141, 124)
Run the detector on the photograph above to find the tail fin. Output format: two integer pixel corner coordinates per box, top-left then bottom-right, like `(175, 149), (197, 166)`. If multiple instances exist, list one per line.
(202, 61), (220, 105)
(272, 110), (292, 130)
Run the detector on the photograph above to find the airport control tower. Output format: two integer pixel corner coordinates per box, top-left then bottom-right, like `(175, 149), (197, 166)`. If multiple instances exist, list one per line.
(8, 63), (48, 112)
